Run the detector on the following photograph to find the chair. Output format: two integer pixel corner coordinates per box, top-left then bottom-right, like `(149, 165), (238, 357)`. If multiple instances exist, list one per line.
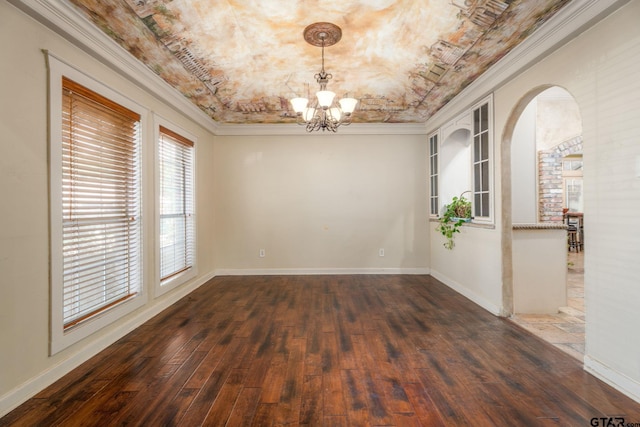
(567, 225), (579, 252)
(565, 212), (584, 252)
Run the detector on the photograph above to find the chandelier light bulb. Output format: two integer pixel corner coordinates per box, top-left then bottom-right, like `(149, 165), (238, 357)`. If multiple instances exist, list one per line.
(316, 91), (336, 108)
(339, 97), (358, 115)
(329, 107), (342, 121)
(290, 97), (309, 114)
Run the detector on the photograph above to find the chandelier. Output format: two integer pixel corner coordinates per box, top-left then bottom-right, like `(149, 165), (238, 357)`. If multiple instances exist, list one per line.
(290, 23), (358, 132)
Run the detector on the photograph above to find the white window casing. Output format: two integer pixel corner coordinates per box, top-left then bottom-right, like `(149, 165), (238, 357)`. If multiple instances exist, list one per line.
(48, 53), (148, 355)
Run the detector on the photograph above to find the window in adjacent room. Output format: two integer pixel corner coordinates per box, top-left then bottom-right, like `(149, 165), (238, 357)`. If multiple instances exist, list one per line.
(157, 123), (195, 294)
(429, 132), (439, 216)
(563, 155), (583, 212)
(48, 54), (147, 354)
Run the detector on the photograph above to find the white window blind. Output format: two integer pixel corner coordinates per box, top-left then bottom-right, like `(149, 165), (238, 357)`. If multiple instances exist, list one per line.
(61, 77), (142, 329)
(159, 126), (195, 282)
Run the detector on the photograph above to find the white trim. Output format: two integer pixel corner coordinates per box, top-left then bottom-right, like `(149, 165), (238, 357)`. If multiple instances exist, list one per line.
(153, 114), (198, 298)
(436, 95), (494, 225)
(7, 0), (427, 137)
(214, 122), (428, 136)
(215, 268), (430, 276)
(9, 0), (219, 135)
(584, 355), (640, 404)
(429, 269), (501, 316)
(425, 0), (632, 132)
(470, 94), (495, 225)
(0, 270), (216, 417)
(428, 129), (440, 218)
(9, 0), (629, 136)
(47, 52), (149, 355)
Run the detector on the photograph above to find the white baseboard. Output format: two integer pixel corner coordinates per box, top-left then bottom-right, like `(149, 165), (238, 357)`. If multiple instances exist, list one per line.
(0, 271), (216, 417)
(429, 269), (502, 316)
(214, 267), (430, 276)
(584, 355), (640, 404)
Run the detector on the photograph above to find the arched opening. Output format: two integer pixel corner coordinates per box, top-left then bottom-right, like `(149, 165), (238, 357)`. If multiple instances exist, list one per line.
(502, 85), (585, 360)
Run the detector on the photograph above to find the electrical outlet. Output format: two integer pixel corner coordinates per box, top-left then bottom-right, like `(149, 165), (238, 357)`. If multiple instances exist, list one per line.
(379, 248), (385, 257)
(259, 249), (265, 258)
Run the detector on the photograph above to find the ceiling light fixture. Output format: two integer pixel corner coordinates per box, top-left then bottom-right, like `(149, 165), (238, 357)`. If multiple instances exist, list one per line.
(290, 23), (358, 132)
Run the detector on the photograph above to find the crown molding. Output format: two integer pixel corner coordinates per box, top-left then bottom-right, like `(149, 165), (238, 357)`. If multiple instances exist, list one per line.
(8, 0), (220, 135)
(9, 0), (427, 137)
(9, 0), (629, 137)
(215, 122), (428, 136)
(425, 0), (632, 132)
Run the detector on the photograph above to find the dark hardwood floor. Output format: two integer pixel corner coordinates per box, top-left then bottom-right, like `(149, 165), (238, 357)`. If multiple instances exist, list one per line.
(3, 275), (640, 426)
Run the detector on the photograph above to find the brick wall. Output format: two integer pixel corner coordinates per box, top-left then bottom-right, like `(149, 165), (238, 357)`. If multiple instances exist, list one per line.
(538, 136), (582, 222)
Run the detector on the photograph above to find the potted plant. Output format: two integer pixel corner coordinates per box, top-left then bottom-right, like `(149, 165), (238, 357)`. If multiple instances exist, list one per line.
(436, 192), (472, 250)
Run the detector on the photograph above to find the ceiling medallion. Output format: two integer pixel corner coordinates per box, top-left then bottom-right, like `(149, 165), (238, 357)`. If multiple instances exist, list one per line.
(290, 22), (358, 132)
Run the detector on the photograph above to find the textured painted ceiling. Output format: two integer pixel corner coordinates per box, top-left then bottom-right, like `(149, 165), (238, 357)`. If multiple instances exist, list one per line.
(68, 0), (570, 125)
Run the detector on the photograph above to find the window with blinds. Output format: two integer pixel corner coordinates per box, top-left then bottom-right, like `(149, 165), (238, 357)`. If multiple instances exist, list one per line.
(158, 126), (195, 283)
(61, 76), (142, 329)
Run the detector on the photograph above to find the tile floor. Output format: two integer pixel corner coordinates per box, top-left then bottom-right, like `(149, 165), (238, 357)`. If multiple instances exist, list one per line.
(510, 250), (585, 361)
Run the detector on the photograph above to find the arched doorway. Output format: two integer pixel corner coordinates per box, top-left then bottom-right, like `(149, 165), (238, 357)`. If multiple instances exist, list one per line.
(502, 86), (585, 360)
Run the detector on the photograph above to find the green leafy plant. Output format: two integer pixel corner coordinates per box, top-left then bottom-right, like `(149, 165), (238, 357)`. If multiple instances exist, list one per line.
(436, 192), (472, 250)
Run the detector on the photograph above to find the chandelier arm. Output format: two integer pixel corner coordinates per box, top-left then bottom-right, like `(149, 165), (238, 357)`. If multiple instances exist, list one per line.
(295, 115), (307, 126)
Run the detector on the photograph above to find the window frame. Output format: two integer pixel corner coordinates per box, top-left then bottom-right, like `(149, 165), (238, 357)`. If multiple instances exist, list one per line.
(154, 116), (197, 297)
(428, 131), (440, 217)
(562, 154), (584, 213)
(470, 95), (494, 223)
(48, 53), (148, 355)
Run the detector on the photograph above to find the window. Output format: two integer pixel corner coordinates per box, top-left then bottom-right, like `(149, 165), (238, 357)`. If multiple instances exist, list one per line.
(564, 178), (583, 212)
(429, 132), (439, 216)
(437, 95), (492, 224)
(158, 124), (195, 291)
(563, 158), (583, 171)
(49, 54), (146, 354)
(61, 77), (142, 327)
(563, 155), (583, 212)
(472, 101), (491, 219)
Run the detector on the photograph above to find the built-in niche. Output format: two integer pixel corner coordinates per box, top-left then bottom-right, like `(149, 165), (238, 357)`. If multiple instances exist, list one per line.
(439, 113), (472, 215)
(429, 95), (493, 226)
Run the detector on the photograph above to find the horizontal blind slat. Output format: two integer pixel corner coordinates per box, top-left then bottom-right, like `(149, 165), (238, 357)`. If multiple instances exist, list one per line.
(61, 77), (142, 328)
(159, 127), (195, 282)
(63, 77), (140, 121)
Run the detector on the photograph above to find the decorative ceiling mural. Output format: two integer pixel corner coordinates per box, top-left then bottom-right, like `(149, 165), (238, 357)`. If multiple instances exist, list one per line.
(67, 0), (571, 124)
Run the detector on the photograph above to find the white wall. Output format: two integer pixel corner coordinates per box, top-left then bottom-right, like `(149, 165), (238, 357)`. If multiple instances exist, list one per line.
(428, 0), (640, 401)
(3, 0), (640, 413)
(213, 134), (430, 274)
(536, 86), (582, 151)
(494, 0), (640, 401)
(0, 2), (217, 415)
(511, 100), (538, 223)
(440, 128), (472, 210)
(428, 97), (503, 316)
(512, 228), (567, 314)
(429, 223), (503, 315)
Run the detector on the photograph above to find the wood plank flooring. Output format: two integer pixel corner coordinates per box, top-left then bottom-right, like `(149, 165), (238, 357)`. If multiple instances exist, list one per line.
(3, 275), (640, 426)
